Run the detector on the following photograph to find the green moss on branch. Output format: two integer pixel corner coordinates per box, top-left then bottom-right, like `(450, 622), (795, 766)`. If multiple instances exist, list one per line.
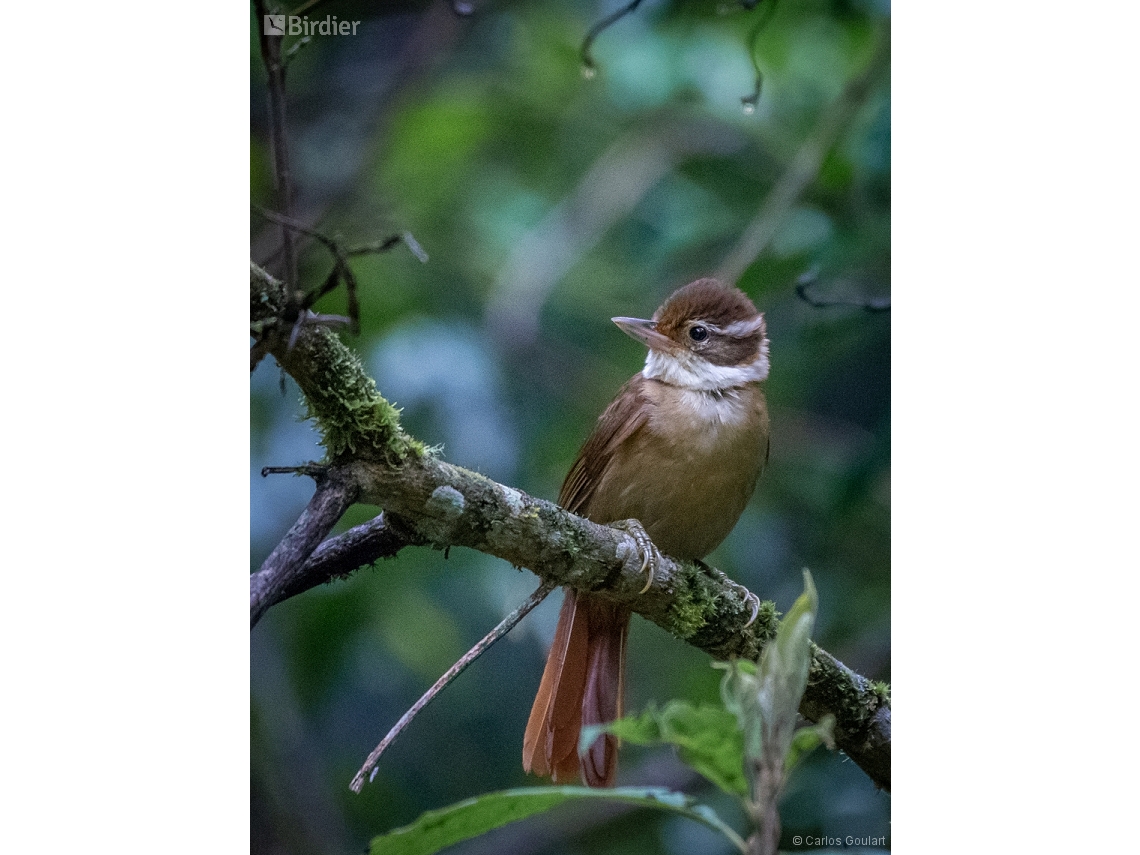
(250, 262), (425, 463)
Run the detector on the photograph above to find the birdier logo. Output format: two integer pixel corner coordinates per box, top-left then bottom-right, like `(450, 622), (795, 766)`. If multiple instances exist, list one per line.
(263, 15), (361, 37)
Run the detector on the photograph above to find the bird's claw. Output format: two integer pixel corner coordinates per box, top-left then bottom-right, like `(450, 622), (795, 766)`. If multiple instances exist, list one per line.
(739, 587), (761, 628)
(612, 519), (660, 594)
(704, 564), (761, 628)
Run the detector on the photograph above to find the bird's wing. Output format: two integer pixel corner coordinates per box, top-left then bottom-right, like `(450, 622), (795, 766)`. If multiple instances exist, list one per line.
(557, 374), (651, 516)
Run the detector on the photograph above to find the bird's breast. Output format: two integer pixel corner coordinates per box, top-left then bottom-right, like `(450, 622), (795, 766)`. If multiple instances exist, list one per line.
(585, 383), (769, 559)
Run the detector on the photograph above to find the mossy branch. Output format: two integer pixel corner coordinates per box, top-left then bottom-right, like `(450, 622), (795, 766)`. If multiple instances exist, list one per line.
(251, 262), (426, 462)
(249, 261), (890, 790)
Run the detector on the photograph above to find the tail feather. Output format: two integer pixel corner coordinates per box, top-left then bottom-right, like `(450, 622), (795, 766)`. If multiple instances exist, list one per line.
(580, 597), (628, 787)
(522, 590), (586, 778)
(522, 589), (630, 787)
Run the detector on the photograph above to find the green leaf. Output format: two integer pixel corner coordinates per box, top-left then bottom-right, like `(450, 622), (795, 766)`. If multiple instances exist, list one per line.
(784, 714), (835, 775)
(718, 568), (823, 815)
(755, 568), (819, 765)
(719, 659), (763, 761)
(367, 786), (748, 855)
(768, 568), (818, 701)
(579, 705), (662, 750)
(658, 702), (748, 797)
(580, 701), (748, 797)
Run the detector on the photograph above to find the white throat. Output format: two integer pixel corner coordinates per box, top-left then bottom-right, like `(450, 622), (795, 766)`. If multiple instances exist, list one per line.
(642, 348), (769, 391)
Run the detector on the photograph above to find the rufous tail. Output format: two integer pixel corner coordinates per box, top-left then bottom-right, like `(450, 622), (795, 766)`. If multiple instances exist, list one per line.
(522, 589), (630, 787)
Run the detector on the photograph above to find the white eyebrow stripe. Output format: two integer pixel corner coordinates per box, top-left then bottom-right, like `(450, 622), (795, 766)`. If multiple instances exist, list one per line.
(720, 315), (767, 338)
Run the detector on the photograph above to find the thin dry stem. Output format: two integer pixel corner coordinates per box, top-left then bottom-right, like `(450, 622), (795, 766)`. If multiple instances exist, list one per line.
(717, 26), (890, 284)
(350, 581), (557, 792)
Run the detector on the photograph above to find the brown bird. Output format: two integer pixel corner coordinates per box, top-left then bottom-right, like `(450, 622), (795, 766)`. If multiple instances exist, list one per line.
(522, 278), (771, 787)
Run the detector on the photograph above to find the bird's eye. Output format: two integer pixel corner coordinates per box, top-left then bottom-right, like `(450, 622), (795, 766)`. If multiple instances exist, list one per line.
(689, 325), (708, 342)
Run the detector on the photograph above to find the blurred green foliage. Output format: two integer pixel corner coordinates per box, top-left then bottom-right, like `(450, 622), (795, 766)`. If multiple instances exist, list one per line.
(251, 1), (889, 853)
(368, 786), (750, 855)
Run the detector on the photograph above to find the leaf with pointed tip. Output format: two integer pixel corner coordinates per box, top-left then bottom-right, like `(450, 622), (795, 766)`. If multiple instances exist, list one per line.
(367, 786), (748, 855)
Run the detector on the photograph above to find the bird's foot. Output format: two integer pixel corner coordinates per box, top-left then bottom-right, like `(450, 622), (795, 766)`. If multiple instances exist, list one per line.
(697, 561), (761, 628)
(611, 519), (661, 594)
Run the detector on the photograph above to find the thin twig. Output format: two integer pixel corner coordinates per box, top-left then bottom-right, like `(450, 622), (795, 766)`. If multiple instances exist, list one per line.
(251, 205), (421, 336)
(346, 235), (401, 256)
(283, 310), (353, 353)
(254, 0), (298, 287)
(795, 270), (890, 312)
(716, 26), (890, 284)
(253, 205), (413, 261)
(399, 231), (430, 263)
(580, 0), (645, 74)
(254, 208), (368, 335)
(253, 205), (339, 249)
(261, 463), (329, 478)
(283, 35), (312, 67)
(350, 580), (557, 792)
(740, 0), (780, 113)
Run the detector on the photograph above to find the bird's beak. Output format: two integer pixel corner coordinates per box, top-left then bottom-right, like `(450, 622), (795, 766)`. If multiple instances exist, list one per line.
(612, 317), (679, 353)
